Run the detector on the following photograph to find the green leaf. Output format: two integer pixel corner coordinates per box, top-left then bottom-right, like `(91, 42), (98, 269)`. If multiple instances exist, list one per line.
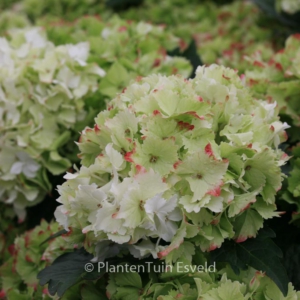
(98, 62), (129, 98)
(114, 271), (142, 289)
(42, 151), (71, 175)
(146, 283), (175, 299)
(251, 0), (282, 19)
(80, 282), (108, 300)
(284, 243), (300, 290)
(288, 166), (300, 197)
(6, 290), (32, 300)
(50, 131), (71, 151)
(37, 248), (102, 297)
(28, 167), (52, 192)
(251, 0), (300, 29)
(233, 209), (263, 241)
(210, 227), (289, 296)
(114, 287), (141, 300)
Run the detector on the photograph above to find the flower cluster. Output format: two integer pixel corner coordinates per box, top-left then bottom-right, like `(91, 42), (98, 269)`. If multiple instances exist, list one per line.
(107, 265), (300, 299)
(245, 34), (300, 215)
(0, 27), (105, 218)
(119, 0), (276, 72)
(0, 204), (25, 265)
(0, 220), (73, 300)
(0, 1), (299, 298)
(245, 34), (300, 127)
(55, 64), (288, 262)
(43, 15), (192, 99)
(192, 1), (276, 72)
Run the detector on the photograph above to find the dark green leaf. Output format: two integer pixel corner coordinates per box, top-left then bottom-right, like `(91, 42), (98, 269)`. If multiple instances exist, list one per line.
(210, 227), (289, 296)
(284, 243), (300, 290)
(105, 0), (144, 11)
(251, 0), (300, 29)
(37, 248), (103, 297)
(168, 39), (202, 79)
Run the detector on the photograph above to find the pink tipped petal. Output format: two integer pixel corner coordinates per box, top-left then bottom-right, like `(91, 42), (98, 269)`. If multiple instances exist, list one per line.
(208, 244), (218, 251)
(207, 186), (221, 197)
(235, 236), (247, 243)
(204, 143), (214, 157)
(135, 164), (147, 174)
(157, 242), (183, 259)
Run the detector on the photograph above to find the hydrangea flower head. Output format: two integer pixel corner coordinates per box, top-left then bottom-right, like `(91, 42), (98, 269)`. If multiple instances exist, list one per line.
(55, 65), (288, 262)
(245, 34), (300, 127)
(0, 27), (105, 217)
(44, 15), (192, 98)
(0, 220), (73, 299)
(118, 0), (276, 73)
(245, 34), (300, 214)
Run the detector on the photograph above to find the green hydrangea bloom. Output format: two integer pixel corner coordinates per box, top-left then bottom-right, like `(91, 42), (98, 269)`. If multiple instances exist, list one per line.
(245, 34), (300, 127)
(0, 27), (105, 218)
(192, 1), (276, 73)
(55, 65), (288, 261)
(0, 220), (73, 300)
(118, 0), (276, 72)
(106, 264), (300, 300)
(0, 204), (26, 266)
(245, 34), (300, 212)
(42, 15), (192, 91)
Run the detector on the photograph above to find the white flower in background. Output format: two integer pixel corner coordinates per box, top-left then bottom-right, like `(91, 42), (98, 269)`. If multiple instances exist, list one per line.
(0, 27), (104, 217)
(278, 0), (300, 13)
(10, 151), (40, 178)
